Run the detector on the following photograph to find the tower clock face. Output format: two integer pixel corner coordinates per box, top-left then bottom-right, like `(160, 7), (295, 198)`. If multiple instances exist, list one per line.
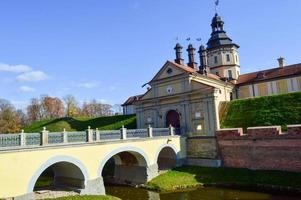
(166, 86), (173, 94)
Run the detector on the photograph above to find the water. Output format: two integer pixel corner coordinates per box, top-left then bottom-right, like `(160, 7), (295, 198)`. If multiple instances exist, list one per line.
(106, 186), (301, 200)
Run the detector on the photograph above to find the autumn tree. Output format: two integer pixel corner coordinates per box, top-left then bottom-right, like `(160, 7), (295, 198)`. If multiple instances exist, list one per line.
(0, 99), (21, 133)
(41, 96), (65, 119)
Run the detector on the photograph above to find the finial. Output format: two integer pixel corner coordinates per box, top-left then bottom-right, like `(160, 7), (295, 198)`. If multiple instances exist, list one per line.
(63, 128), (66, 132)
(21, 129), (24, 133)
(88, 126), (91, 130)
(214, 0), (220, 14)
(43, 127), (46, 131)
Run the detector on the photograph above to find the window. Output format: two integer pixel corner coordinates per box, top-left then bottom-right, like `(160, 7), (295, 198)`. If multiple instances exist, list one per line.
(236, 55), (238, 62)
(228, 70), (233, 79)
(215, 71), (219, 76)
(226, 54), (230, 62)
(214, 56), (218, 64)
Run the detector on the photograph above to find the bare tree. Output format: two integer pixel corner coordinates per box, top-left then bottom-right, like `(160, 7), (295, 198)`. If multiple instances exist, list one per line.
(80, 100), (113, 117)
(27, 98), (42, 122)
(63, 95), (79, 117)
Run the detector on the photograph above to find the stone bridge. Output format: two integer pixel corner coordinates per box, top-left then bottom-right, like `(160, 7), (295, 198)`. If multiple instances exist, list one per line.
(0, 126), (186, 199)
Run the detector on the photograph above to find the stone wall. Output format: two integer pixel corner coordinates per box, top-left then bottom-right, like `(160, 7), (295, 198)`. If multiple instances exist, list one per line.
(187, 136), (219, 159)
(216, 125), (301, 172)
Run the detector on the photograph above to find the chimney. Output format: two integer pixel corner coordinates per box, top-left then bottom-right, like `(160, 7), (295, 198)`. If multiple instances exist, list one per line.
(198, 45), (209, 75)
(277, 57), (285, 68)
(174, 43), (184, 65)
(187, 44), (197, 69)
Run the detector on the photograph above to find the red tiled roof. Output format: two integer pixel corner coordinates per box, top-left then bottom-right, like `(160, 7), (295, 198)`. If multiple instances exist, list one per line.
(237, 63), (301, 85)
(121, 95), (143, 106)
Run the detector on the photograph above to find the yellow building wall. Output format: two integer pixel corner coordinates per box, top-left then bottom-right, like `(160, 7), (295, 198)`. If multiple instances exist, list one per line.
(239, 85), (250, 98)
(297, 77), (301, 90)
(276, 79), (288, 94)
(157, 81), (182, 97)
(257, 82), (268, 96)
(0, 136), (184, 198)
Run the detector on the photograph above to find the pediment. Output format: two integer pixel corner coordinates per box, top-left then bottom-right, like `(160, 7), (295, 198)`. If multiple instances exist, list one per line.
(150, 61), (188, 83)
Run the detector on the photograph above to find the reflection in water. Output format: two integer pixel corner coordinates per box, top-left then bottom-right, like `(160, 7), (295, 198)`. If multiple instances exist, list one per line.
(106, 186), (301, 200)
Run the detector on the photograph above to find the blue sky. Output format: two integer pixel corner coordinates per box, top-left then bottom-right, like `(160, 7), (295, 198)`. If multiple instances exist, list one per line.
(0, 0), (300, 109)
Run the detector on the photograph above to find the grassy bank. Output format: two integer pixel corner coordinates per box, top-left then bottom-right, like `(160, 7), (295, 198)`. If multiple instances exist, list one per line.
(221, 91), (301, 130)
(24, 115), (136, 132)
(44, 195), (120, 200)
(145, 166), (301, 193)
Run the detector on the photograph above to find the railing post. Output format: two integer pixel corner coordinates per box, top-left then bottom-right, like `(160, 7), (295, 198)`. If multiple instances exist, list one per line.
(169, 125), (174, 136)
(147, 125), (153, 138)
(41, 127), (49, 146)
(96, 128), (100, 141)
(20, 129), (26, 146)
(121, 125), (127, 140)
(63, 128), (68, 143)
(86, 126), (93, 142)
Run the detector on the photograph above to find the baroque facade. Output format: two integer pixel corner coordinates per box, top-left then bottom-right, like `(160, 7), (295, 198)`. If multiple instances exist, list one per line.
(124, 13), (301, 136)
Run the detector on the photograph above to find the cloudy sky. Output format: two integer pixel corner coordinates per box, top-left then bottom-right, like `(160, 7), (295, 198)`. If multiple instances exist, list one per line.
(0, 0), (300, 109)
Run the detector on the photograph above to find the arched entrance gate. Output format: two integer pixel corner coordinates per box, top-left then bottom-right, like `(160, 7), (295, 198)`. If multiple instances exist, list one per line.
(165, 110), (181, 135)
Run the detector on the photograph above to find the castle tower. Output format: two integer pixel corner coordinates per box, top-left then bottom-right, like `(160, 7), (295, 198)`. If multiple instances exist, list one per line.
(206, 13), (240, 80)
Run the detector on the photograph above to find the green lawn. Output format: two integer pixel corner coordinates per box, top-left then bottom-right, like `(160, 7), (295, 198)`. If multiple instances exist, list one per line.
(24, 115), (136, 132)
(44, 195), (120, 200)
(145, 166), (301, 192)
(221, 91), (301, 131)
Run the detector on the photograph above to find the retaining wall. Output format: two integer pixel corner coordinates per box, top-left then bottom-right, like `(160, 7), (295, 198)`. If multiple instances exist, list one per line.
(216, 125), (301, 172)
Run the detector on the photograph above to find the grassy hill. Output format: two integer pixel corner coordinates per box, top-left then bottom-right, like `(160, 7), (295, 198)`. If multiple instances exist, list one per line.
(221, 91), (301, 130)
(24, 115), (136, 132)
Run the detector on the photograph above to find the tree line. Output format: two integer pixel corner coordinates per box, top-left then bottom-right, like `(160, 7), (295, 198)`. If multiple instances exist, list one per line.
(0, 95), (122, 134)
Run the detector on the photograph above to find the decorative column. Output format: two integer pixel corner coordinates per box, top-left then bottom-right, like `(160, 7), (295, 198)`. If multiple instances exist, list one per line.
(41, 127), (49, 146)
(147, 125), (153, 138)
(169, 125), (174, 136)
(121, 125), (127, 140)
(95, 128), (100, 141)
(86, 126), (93, 142)
(63, 128), (68, 143)
(20, 129), (26, 146)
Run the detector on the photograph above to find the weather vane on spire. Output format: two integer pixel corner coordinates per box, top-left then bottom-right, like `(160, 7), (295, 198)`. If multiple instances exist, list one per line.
(215, 0), (219, 14)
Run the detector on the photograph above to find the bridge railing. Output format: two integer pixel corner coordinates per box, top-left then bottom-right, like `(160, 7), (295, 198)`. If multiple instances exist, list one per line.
(0, 125), (175, 149)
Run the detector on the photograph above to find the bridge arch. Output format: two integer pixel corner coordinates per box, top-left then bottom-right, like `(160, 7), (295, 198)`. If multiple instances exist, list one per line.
(28, 155), (89, 193)
(97, 146), (150, 176)
(155, 144), (180, 170)
(98, 146), (151, 186)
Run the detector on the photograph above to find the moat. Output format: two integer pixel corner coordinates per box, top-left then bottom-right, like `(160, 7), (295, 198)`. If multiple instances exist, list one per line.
(106, 186), (301, 200)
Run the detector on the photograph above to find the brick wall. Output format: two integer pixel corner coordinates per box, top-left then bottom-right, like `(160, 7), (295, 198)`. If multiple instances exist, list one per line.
(216, 125), (301, 172)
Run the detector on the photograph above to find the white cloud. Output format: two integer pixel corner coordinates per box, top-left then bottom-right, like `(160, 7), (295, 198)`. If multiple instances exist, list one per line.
(78, 82), (99, 89)
(0, 63), (32, 73)
(19, 86), (35, 93)
(16, 71), (49, 82)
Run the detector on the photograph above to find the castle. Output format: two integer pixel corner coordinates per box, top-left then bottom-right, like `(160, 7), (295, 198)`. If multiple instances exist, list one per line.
(123, 12), (301, 137)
